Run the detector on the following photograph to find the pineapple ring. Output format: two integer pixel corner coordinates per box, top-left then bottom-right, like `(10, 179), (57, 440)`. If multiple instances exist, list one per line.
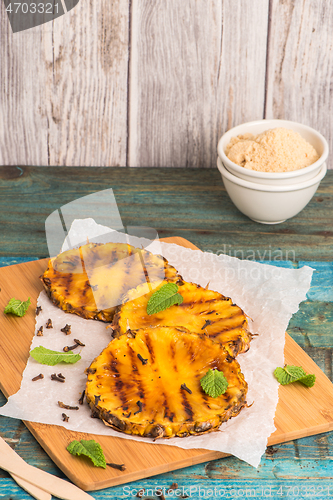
(40, 242), (180, 322)
(113, 280), (252, 357)
(85, 326), (248, 439)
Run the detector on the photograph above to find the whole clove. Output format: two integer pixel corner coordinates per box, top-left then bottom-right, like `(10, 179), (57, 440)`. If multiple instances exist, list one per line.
(167, 483), (179, 493)
(46, 318), (53, 329)
(134, 400), (143, 415)
(137, 353), (148, 365)
(51, 373), (65, 383)
(181, 383), (192, 394)
(63, 343), (80, 352)
(106, 462), (126, 471)
(94, 395), (101, 405)
(32, 373), (44, 382)
(156, 489), (166, 500)
(62, 413), (69, 422)
(266, 446), (278, 456)
(73, 338), (85, 346)
(201, 319), (212, 330)
(136, 489), (145, 498)
(36, 326), (43, 337)
(78, 390), (85, 405)
(61, 324), (71, 335)
(57, 373), (65, 379)
(58, 401), (79, 410)
(35, 306), (42, 316)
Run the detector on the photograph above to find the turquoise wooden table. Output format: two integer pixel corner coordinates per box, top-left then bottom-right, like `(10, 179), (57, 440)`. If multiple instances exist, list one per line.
(0, 166), (332, 499)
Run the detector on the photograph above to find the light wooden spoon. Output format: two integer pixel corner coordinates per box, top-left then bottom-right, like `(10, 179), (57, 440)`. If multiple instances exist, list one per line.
(4, 436), (51, 500)
(0, 435), (94, 500)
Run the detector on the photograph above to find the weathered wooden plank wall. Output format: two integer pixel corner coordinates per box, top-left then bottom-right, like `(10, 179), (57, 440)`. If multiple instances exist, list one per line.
(265, 1), (333, 140)
(0, 0), (332, 168)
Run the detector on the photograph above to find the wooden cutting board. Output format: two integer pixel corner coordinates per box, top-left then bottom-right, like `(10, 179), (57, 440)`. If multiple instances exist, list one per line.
(1, 237), (333, 492)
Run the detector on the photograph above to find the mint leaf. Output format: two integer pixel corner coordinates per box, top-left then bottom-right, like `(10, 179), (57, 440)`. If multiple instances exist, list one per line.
(274, 365), (316, 387)
(4, 297), (31, 317)
(30, 346), (81, 366)
(147, 282), (183, 315)
(298, 374), (316, 388)
(67, 439), (106, 468)
(200, 368), (228, 398)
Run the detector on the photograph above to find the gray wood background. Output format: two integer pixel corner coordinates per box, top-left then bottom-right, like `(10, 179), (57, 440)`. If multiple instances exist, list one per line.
(0, 0), (332, 168)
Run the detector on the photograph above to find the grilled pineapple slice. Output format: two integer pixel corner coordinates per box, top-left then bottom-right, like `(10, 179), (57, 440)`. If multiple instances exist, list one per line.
(40, 242), (180, 322)
(85, 326), (248, 438)
(112, 280), (252, 357)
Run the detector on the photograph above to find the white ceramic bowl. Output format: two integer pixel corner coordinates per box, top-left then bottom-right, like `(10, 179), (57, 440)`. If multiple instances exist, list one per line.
(217, 157), (327, 224)
(217, 119), (328, 186)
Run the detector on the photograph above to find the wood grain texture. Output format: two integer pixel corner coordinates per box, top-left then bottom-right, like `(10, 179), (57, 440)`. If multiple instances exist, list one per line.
(44, 0), (129, 166)
(265, 0), (333, 156)
(0, 3), (49, 166)
(128, 0), (269, 167)
(0, 0), (129, 167)
(0, 167), (332, 260)
(0, 258), (333, 498)
(2, 0), (333, 169)
(1, 402), (333, 497)
(1, 239), (333, 491)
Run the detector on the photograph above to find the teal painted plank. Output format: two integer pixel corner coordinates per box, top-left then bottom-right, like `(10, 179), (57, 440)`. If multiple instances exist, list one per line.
(299, 261), (333, 301)
(0, 254), (332, 497)
(287, 301), (333, 348)
(0, 420), (333, 498)
(0, 478), (38, 499)
(0, 167), (332, 260)
(1, 476), (332, 500)
(256, 261), (333, 302)
(255, 260), (296, 268)
(0, 257), (39, 267)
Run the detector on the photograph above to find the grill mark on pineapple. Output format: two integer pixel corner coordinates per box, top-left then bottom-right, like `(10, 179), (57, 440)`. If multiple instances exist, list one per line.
(85, 327), (248, 437)
(180, 391), (194, 421)
(206, 324), (247, 339)
(105, 353), (129, 406)
(43, 243), (179, 324)
(201, 393), (213, 411)
(116, 296), (250, 356)
(213, 311), (246, 327)
(127, 343), (145, 400)
(114, 378), (129, 409)
(163, 396), (175, 422)
(169, 340), (176, 362)
(178, 297), (224, 308)
(103, 349), (137, 404)
(139, 251), (151, 284)
(170, 335), (182, 378)
(144, 331), (155, 363)
(186, 340), (196, 363)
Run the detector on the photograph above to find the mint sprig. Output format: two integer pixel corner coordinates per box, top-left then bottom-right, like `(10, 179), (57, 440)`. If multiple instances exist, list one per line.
(146, 282), (183, 315)
(67, 439), (106, 468)
(4, 297), (31, 317)
(274, 365), (316, 388)
(30, 346), (81, 366)
(200, 368), (228, 398)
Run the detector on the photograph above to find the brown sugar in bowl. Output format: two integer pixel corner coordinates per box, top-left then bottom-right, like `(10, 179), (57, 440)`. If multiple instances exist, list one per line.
(217, 119), (328, 186)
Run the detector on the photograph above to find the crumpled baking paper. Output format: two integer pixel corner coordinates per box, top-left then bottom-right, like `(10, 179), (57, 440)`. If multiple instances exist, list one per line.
(0, 219), (313, 468)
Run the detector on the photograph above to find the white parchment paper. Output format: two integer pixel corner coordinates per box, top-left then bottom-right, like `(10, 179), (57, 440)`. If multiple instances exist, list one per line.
(0, 219), (313, 467)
